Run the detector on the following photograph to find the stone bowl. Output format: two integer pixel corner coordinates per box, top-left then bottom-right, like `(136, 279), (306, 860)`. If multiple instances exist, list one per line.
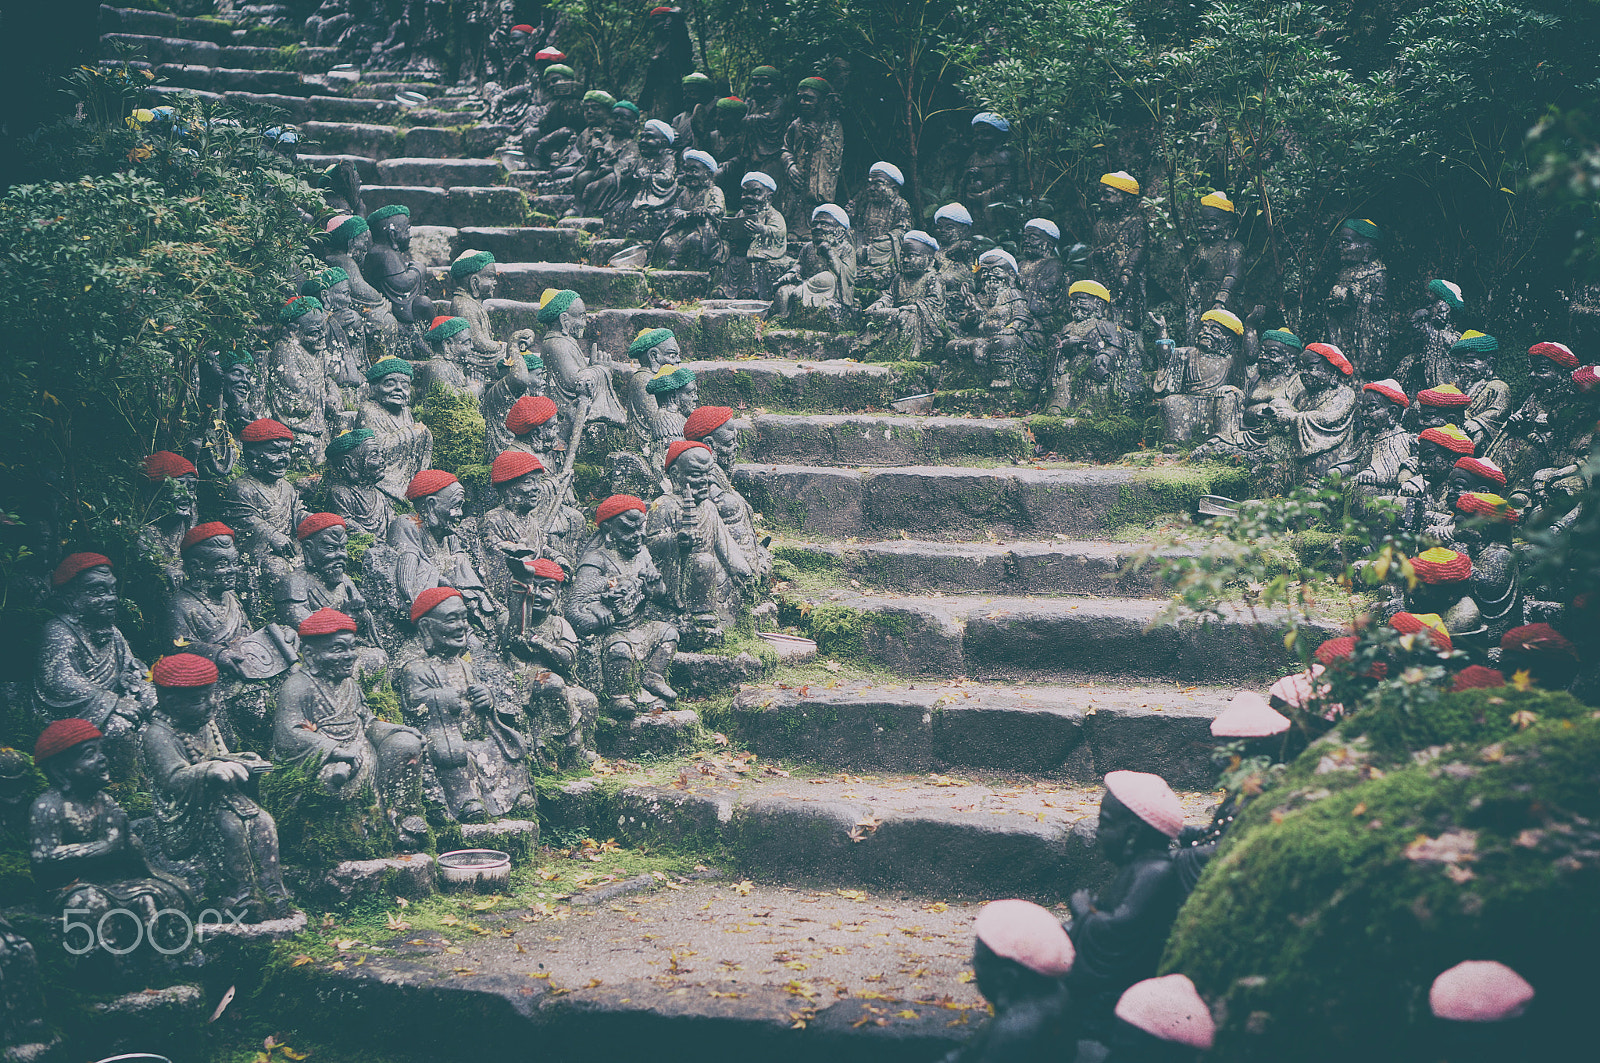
(395, 90), (429, 108)
(499, 148), (528, 172)
(1198, 494), (1241, 518)
(96, 1055), (172, 1063)
(437, 848), (511, 891)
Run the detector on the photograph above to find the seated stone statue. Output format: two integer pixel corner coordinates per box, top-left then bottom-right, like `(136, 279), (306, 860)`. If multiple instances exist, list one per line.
(448, 248), (508, 364)
(483, 344), (543, 462)
(620, 325), (687, 437)
(1333, 380), (1415, 507)
(0, 912), (50, 1050)
(1046, 280), (1132, 414)
(34, 554), (154, 750)
(670, 71), (716, 150)
(502, 555), (598, 769)
(355, 357), (435, 503)
(537, 289), (629, 429)
(29, 719), (191, 954)
(1394, 278), (1464, 393)
(576, 100), (641, 218)
(937, 900), (1077, 1063)
(931, 203), (979, 314)
(267, 296), (343, 469)
(1184, 191), (1244, 341)
(648, 441), (754, 649)
(566, 495), (680, 719)
(220, 418), (306, 585)
(140, 450), (199, 591)
(1455, 334), (1512, 450)
(1191, 329), (1305, 482)
(861, 229), (947, 361)
(504, 393), (564, 466)
(1262, 341), (1357, 484)
(609, 118), (679, 241)
(363, 204), (434, 345)
(303, 267), (371, 404)
(958, 113), (1019, 239)
(398, 587), (535, 823)
(1403, 547), (1487, 648)
(1019, 218), (1068, 330)
(1451, 493), (1524, 647)
(1490, 341), (1580, 509)
(1149, 307), (1249, 443)
(535, 88), (613, 188)
(1325, 218), (1388, 377)
(847, 161), (912, 296)
(414, 315), (483, 403)
(684, 405), (772, 584)
(1092, 171), (1147, 324)
(321, 214), (398, 344)
(1401, 424), (1477, 536)
(387, 470), (503, 638)
(325, 428), (394, 540)
(273, 513), (386, 673)
(768, 203), (857, 321)
(948, 249), (1047, 393)
(140, 654), (292, 921)
(1411, 381), (1472, 434)
(714, 171), (788, 300)
(652, 149), (728, 272)
(483, 450), (587, 579)
(273, 608), (424, 843)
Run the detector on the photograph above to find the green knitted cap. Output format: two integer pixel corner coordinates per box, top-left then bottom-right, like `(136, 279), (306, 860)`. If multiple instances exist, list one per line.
(682, 72), (711, 85)
(1427, 278), (1464, 311)
(613, 100), (640, 115)
(280, 296), (323, 323)
(537, 289), (580, 324)
(367, 204), (410, 225)
(1340, 217), (1381, 241)
(326, 428), (374, 457)
(523, 353), (545, 372)
(628, 327), (675, 359)
(366, 356), (414, 381)
(1451, 331), (1498, 354)
(751, 65), (779, 77)
(329, 214), (368, 244)
(220, 347), (255, 368)
(1262, 329), (1303, 350)
(450, 250), (495, 278)
(583, 89), (616, 105)
(300, 267), (348, 295)
(798, 76), (831, 93)
(715, 96), (747, 113)
(645, 365), (695, 395)
(544, 64), (575, 79)
(427, 316), (470, 342)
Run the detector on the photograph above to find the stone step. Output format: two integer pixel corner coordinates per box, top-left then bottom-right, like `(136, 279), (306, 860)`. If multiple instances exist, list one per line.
(151, 86), (401, 123)
(300, 119), (402, 159)
(400, 124), (514, 158)
(363, 184), (528, 228)
(154, 62), (327, 96)
(489, 262), (649, 308)
(376, 156), (506, 188)
(762, 328), (858, 361)
(693, 359), (924, 414)
(741, 414), (1031, 466)
(100, 5), (237, 44)
(772, 536), (1182, 597)
(782, 590), (1325, 683)
(457, 225), (586, 264)
(481, 302), (762, 360)
(101, 32), (221, 67)
(296, 151), (379, 183)
(730, 679), (1236, 788)
(221, 44), (341, 72)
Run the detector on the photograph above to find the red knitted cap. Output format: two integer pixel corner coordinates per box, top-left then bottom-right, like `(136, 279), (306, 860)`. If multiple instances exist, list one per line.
(530, 557), (566, 581)
(298, 607), (358, 637)
(1455, 492), (1519, 523)
(1305, 341), (1353, 375)
(683, 405), (734, 441)
(491, 450), (545, 484)
(34, 718), (103, 763)
(240, 418), (294, 443)
(1411, 547), (1472, 584)
(410, 586), (463, 623)
(297, 512), (347, 540)
(52, 552), (113, 587)
(665, 439), (712, 468)
(1501, 623), (1576, 659)
(1574, 365), (1599, 391)
(1451, 664), (1505, 692)
(405, 469), (459, 500)
(1361, 381), (1408, 407)
(152, 652), (219, 688)
(1529, 341), (1578, 369)
(1418, 425), (1475, 455)
(1453, 456), (1506, 485)
(145, 451), (197, 480)
(506, 394), (559, 435)
(1390, 611), (1453, 651)
(1314, 634), (1388, 678)
(1417, 384), (1471, 408)
(181, 522), (236, 553)
(595, 494), (647, 524)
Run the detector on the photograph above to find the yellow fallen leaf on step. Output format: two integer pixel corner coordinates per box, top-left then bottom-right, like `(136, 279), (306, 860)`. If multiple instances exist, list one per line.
(290, 955), (315, 968)
(439, 914), (461, 926)
(836, 888), (868, 901)
(734, 880), (754, 895)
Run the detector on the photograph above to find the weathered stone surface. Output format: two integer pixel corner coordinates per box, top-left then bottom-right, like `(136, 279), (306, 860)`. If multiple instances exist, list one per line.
(407, 224), (457, 268)
(84, 983), (206, 1059)
(464, 125), (513, 157)
(596, 708), (701, 759)
(760, 328), (858, 361)
(378, 157), (504, 188)
(302, 120), (402, 159)
(671, 650), (770, 699)
(615, 786), (734, 848)
(220, 90), (400, 123)
(733, 796), (870, 881)
(296, 152), (379, 183)
(316, 854), (438, 905)
(399, 126), (465, 158)
(736, 465), (865, 536)
(100, 6), (179, 37)
(157, 64), (313, 95)
(492, 262), (648, 306)
(363, 184), (449, 226)
(443, 186), (528, 228)
(1082, 702), (1222, 790)
(733, 689), (939, 772)
(747, 414), (1030, 466)
(460, 225), (584, 265)
(694, 359), (912, 412)
(537, 777), (615, 838)
(821, 538), (1176, 596)
(101, 33), (220, 66)
(459, 819), (541, 863)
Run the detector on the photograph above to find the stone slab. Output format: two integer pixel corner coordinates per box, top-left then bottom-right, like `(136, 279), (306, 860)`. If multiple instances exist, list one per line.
(458, 818), (541, 864)
(83, 983), (207, 1060)
(745, 414), (1031, 466)
(693, 359), (911, 413)
(301, 120), (402, 159)
(220, 90), (401, 123)
(596, 708), (702, 759)
(296, 151), (379, 183)
(101, 32), (220, 66)
(615, 786), (735, 849)
(789, 537), (1181, 597)
(761, 328), (859, 361)
(156, 63), (313, 95)
(399, 125), (466, 157)
(317, 853), (438, 904)
(458, 225), (584, 264)
(671, 649), (771, 699)
(378, 156), (505, 188)
(492, 262), (649, 307)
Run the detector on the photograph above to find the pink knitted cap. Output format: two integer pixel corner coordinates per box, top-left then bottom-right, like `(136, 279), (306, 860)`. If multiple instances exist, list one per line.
(1267, 664), (1327, 710)
(973, 899), (1075, 976)
(1103, 770), (1184, 838)
(1430, 961), (1534, 1022)
(1211, 691), (1290, 737)
(1115, 974), (1216, 1049)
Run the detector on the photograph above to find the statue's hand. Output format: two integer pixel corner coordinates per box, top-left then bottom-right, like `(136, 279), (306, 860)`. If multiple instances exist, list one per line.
(466, 684), (495, 714)
(1353, 469), (1377, 485)
(1068, 888), (1094, 922)
(208, 760), (248, 787)
(1147, 312), (1166, 332)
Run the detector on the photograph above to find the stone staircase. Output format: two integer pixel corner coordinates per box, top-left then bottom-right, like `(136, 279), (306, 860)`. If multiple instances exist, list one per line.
(83, 8), (1316, 1059)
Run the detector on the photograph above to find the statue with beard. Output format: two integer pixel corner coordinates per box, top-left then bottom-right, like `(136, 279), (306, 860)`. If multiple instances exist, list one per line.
(355, 357), (435, 504)
(861, 230), (947, 361)
(1394, 279), (1464, 393)
(502, 556), (598, 769)
(1149, 306), (1252, 444)
(537, 290), (629, 429)
(274, 513), (388, 676)
(847, 162), (912, 296)
(388, 470), (503, 639)
(1262, 341), (1358, 486)
(740, 67), (789, 195)
(951, 250), (1045, 393)
(326, 428), (394, 540)
(648, 442), (754, 649)
(683, 405), (772, 585)
(447, 249), (509, 363)
(221, 418), (307, 587)
(1333, 381), (1416, 509)
(714, 171), (788, 300)
(302, 268), (369, 405)
(267, 296), (344, 469)
(957, 114), (1019, 239)
(1048, 279), (1135, 415)
(1183, 193), (1245, 341)
(768, 204), (856, 321)
(1091, 172), (1147, 325)
(1488, 341), (1581, 509)
(780, 77), (844, 242)
(1018, 219), (1068, 331)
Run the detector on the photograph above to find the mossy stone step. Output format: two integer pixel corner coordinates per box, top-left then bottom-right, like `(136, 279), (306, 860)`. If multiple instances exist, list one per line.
(375, 157), (504, 187)
(454, 224), (584, 264)
(296, 152), (378, 182)
(363, 184), (528, 228)
(300, 120), (401, 159)
(220, 43), (341, 72)
(730, 679), (1235, 787)
(480, 302), (761, 358)
(692, 359), (920, 413)
(148, 86), (401, 122)
(101, 32), (221, 66)
(761, 327), (857, 361)
(487, 262), (648, 307)
(154, 63), (323, 95)
(741, 413), (1030, 466)
(100, 5), (237, 44)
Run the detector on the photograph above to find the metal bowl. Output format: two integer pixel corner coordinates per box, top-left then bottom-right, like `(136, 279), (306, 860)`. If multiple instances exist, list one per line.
(499, 148), (527, 172)
(395, 90), (428, 107)
(607, 244), (650, 269)
(437, 848), (511, 890)
(95, 1055), (172, 1063)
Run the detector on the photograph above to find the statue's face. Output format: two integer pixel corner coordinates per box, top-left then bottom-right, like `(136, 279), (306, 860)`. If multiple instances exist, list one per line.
(499, 472), (542, 512)
(551, 80), (580, 100)
(866, 171), (895, 197)
(348, 229), (373, 256)
(67, 566), (119, 626)
(470, 266), (497, 299)
(443, 330), (474, 364)
(422, 482), (466, 534)
(604, 508), (646, 558)
(1099, 183), (1132, 212)
(639, 127), (669, 154)
(650, 336), (682, 369)
(161, 473), (199, 524)
(1360, 391), (1399, 431)
(610, 108), (639, 136)
(1095, 791), (1142, 863)
(420, 595), (469, 653)
(583, 100), (610, 125)
(224, 362), (255, 407)
(1195, 204), (1233, 239)
(245, 438), (293, 480)
(960, 168), (984, 196)
(348, 438), (385, 485)
(1258, 340), (1296, 375)
(969, 123), (1002, 152)
(683, 163), (712, 188)
(53, 739), (110, 794)
(1195, 321), (1235, 356)
(672, 448), (717, 502)
(900, 240), (933, 275)
(1415, 404), (1451, 432)
(187, 538), (241, 594)
(385, 216), (412, 251)
(1445, 466), (1478, 510)
(749, 72), (776, 98)
(323, 279), (354, 312)
(304, 630), (358, 682)
(560, 297), (588, 338)
(814, 218), (848, 249)
(708, 419), (738, 464)
(1020, 229), (1054, 259)
(159, 684), (215, 731)
(305, 526), (349, 582)
(934, 218), (970, 248)
(1455, 351), (1490, 384)
(741, 183), (772, 211)
(527, 576), (560, 619)
(1418, 440), (1455, 480)
(1069, 293), (1102, 323)
(1528, 357), (1568, 397)
(374, 371), (411, 409)
(673, 378), (699, 412)
(1336, 229), (1373, 264)
(1302, 350), (1341, 389)
(1426, 298), (1452, 325)
(794, 87), (821, 118)
(650, 11), (670, 33)
(526, 364), (548, 391)
(292, 307), (328, 348)
(686, 81), (715, 105)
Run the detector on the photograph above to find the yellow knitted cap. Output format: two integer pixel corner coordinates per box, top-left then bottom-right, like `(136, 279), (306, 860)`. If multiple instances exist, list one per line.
(1413, 612), (1448, 635)
(1100, 171), (1140, 196)
(1200, 191), (1236, 213)
(1200, 308), (1245, 336)
(538, 288), (561, 308)
(1068, 280), (1111, 302)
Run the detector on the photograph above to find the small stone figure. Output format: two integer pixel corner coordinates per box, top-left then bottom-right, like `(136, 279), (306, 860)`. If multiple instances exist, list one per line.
(644, 363), (699, 444)
(538, 89), (614, 187)
(273, 608), (424, 837)
(716, 171), (789, 300)
(1092, 171), (1147, 323)
(1325, 218), (1388, 377)
(1050, 280), (1136, 414)
(321, 214), (396, 332)
(1489, 341), (1580, 507)
(1395, 279), (1464, 392)
(502, 556), (598, 768)
(483, 345), (543, 462)
(415, 315), (481, 402)
(364, 204), (434, 354)
(325, 428), (394, 540)
(1451, 493), (1523, 646)
(214, 347), (264, 441)
(847, 161), (912, 296)
(621, 325), (688, 443)
(931, 202), (979, 312)
(1150, 308), (1247, 444)
(740, 66), (790, 196)
(389, 470), (504, 638)
(221, 418), (306, 583)
(140, 450), (200, 591)
(566, 495), (680, 719)
(356, 357), (435, 503)
(273, 513), (385, 667)
(1067, 770), (1189, 1036)
(577, 101), (642, 218)
(267, 295), (343, 468)
(769, 203), (857, 319)
(705, 96), (750, 202)
(1184, 192), (1244, 341)
(683, 405), (771, 584)
(1108, 975), (1216, 1062)
(1400, 424), (1477, 536)
(1403, 547), (1486, 646)
(1018, 218), (1068, 329)
(861, 229), (947, 360)
(1412, 382), (1472, 434)
(303, 268), (370, 404)
(504, 393), (564, 466)
(448, 249), (508, 363)
(1191, 328), (1305, 478)
(670, 71), (716, 149)
(1455, 334), (1512, 450)
(952, 249), (1047, 393)
(780, 77), (844, 241)
(538, 290), (630, 428)
(958, 113), (1019, 238)
(34, 554), (154, 744)
(1264, 341), (1357, 484)
(639, 5), (695, 118)
(937, 900), (1076, 1063)
(522, 67), (583, 164)
(482, 450), (586, 580)
(611, 119), (681, 241)
(141, 654), (292, 920)
(648, 441), (754, 648)
(399, 587), (535, 822)
(29, 719), (191, 954)
(652, 149), (728, 272)
(1336, 380), (1415, 506)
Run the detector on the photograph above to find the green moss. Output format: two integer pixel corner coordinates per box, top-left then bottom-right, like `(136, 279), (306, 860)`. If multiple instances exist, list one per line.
(414, 383), (488, 480)
(258, 756), (389, 867)
(0, 849), (32, 896)
(1025, 413), (1144, 461)
(1106, 462), (1256, 527)
(772, 543), (842, 575)
(1341, 685), (1591, 765)
(803, 603), (867, 659)
(345, 531), (375, 568)
(364, 681), (402, 724)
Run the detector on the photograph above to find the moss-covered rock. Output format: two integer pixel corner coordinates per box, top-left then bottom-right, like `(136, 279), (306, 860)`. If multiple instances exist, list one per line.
(258, 757), (390, 868)
(1162, 693), (1599, 1060)
(414, 383), (487, 479)
(1026, 413), (1144, 461)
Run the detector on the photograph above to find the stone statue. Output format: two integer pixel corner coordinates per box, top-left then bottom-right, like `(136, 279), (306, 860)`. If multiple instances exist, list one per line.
(356, 357), (435, 503)
(740, 66), (790, 196)
(273, 608), (425, 843)
(639, 5), (695, 117)
(611, 119), (681, 241)
(504, 393), (564, 466)
(1334, 380), (1416, 506)
(683, 405), (772, 585)
(1455, 335), (1512, 450)
(1400, 424), (1477, 536)
(537, 290), (629, 429)
(1394, 279), (1464, 392)
(482, 449), (586, 582)
(705, 96), (750, 203)
(221, 418), (305, 585)
(141, 654), (292, 920)
(1324, 218), (1388, 378)
(648, 441), (754, 648)
(715, 171), (788, 300)
(1191, 329), (1306, 491)
(1092, 172), (1146, 324)
(847, 162), (912, 295)
(576, 101), (641, 219)
(321, 214), (396, 334)
(1412, 382), (1473, 434)
(670, 71), (716, 150)
(780, 77), (844, 242)
(958, 114), (1019, 238)
(768, 203), (856, 320)
(272, 513), (386, 672)
(566, 495), (680, 719)
(1184, 192), (1244, 341)
(1149, 307), (1250, 444)
(267, 295), (343, 469)
(301, 268), (369, 404)
(326, 428), (394, 540)
(1488, 341), (1580, 507)
(948, 249), (1045, 392)
(861, 230), (947, 361)
(448, 249), (508, 363)
(521, 66), (583, 163)
(1451, 494), (1524, 647)
(652, 149), (728, 272)
(483, 344), (543, 462)
(1401, 547), (1486, 647)
(363, 204), (434, 355)
(501, 555), (598, 769)
(1264, 341), (1357, 484)
(34, 555), (154, 748)
(388, 470), (503, 638)
(537, 89), (614, 188)
(1019, 218), (1068, 330)
(214, 347), (263, 442)
(931, 203), (980, 313)
(1048, 280), (1136, 415)
(617, 326), (685, 442)
(414, 315), (481, 402)
(140, 450), (199, 591)
(29, 719), (191, 954)
(0, 912), (50, 1052)
(398, 587), (535, 822)
(938, 901), (1077, 1063)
